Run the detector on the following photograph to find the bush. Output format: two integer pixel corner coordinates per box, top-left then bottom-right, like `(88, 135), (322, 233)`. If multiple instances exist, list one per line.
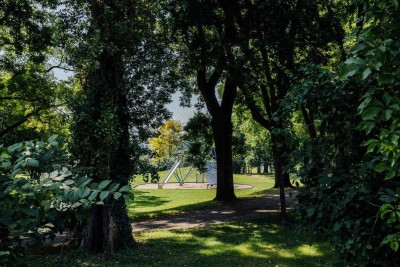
(289, 64), (400, 266)
(0, 136), (130, 265)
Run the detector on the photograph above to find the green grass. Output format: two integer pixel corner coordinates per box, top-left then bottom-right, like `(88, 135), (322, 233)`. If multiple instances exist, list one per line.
(27, 172), (334, 267)
(28, 215), (334, 267)
(128, 173), (280, 220)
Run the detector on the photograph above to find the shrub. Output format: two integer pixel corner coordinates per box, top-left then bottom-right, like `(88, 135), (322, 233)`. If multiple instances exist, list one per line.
(0, 136), (130, 265)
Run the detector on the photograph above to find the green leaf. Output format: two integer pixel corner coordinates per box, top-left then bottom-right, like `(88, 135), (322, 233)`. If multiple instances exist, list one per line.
(383, 93), (393, 106)
(123, 194), (132, 202)
(26, 158), (39, 167)
(10, 168), (21, 178)
(88, 191), (98, 201)
(81, 188), (91, 198)
(80, 199), (90, 206)
(340, 64), (359, 79)
(118, 185), (131, 192)
(64, 180), (75, 186)
(109, 183), (120, 192)
(391, 135), (399, 146)
(352, 43), (367, 54)
(372, 61), (382, 71)
(391, 241), (399, 252)
(22, 208), (39, 217)
(385, 170), (397, 180)
(333, 222), (341, 231)
(306, 207), (316, 217)
(76, 177), (92, 188)
(47, 135), (58, 143)
(374, 162), (389, 172)
(99, 191), (109, 201)
(114, 192), (122, 200)
(98, 180), (112, 190)
(8, 142), (22, 153)
(362, 107), (381, 120)
(378, 74), (395, 85)
(361, 68), (371, 80)
(358, 96), (372, 113)
(344, 57), (364, 65)
(384, 109), (393, 121)
(13, 178), (27, 186)
(2, 161), (11, 169)
(0, 251), (10, 256)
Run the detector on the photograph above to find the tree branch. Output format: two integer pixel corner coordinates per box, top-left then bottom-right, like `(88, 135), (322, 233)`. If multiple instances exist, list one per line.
(239, 85), (271, 129)
(260, 84), (272, 119)
(301, 105), (317, 138)
(0, 109), (42, 138)
(46, 65), (74, 73)
(221, 77), (237, 114)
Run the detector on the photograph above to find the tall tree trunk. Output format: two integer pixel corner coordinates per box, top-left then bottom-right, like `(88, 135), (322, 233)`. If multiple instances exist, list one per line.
(80, 198), (134, 258)
(197, 68), (237, 201)
(279, 173), (288, 225)
(73, 0), (135, 253)
(271, 134), (292, 188)
(212, 116), (236, 201)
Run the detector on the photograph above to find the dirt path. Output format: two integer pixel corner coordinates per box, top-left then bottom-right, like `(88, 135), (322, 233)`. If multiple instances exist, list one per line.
(46, 190), (297, 244)
(132, 191), (297, 233)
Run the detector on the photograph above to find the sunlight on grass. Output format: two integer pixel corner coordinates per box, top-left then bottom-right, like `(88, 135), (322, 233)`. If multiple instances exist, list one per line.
(128, 172), (281, 220)
(28, 217), (333, 267)
(296, 244), (324, 256)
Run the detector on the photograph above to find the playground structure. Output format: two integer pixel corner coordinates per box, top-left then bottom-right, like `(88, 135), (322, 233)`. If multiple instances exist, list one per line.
(158, 159), (195, 188)
(135, 155), (253, 190)
(157, 143), (218, 189)
(157, 160), (218, 189)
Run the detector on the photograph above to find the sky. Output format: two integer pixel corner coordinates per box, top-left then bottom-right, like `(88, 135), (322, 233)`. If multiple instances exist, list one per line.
(165, 93), (197, 123)
(54, 69), (197, 124)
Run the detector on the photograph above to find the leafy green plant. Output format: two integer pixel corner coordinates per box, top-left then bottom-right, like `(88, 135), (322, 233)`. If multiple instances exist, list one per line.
(287, 63), (399, 266)
(341, 0), (400, 254)
(0, 136), (130, 265)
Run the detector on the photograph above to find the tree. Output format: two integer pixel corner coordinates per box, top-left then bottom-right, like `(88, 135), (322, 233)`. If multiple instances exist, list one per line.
(149, 120), (183, 165)
(168, 0), (238, 201)
(0, 136), (133, 264)
(288, 0), (400, 263)
(63, 0), (177, 255)
(0, 0), (71, 145)
(341, 0), (400, 259)
(183, 112), (214, 174)
(214, 0), (345, 189)
(232, 106), (272, 174)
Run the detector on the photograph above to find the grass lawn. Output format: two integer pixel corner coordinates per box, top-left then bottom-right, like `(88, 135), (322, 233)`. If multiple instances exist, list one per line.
(27, 172), (334, 267)
(128, 172), (281, 220)
(28, 215), (334, 267)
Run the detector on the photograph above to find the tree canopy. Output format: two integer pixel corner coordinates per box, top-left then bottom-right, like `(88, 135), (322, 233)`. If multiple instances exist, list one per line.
(1, 0), (399, 265)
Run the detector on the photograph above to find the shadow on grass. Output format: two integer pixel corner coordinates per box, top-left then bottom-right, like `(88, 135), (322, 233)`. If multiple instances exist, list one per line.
(248, 187), (299, 197)
(27, 215), (333, 267)
(130, 199), (218, 221)
(130, 190), (170, 208)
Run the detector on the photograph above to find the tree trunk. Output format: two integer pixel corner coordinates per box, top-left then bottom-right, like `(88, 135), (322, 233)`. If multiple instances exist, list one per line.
(197, 70), (237, 201)
(212, 117), (236, 201)
(257, 164), (261, 174)
(271, 135), (292, 188)
(263, 163), (269, 174)
(279, 173), (288, 225)
(80, 198), (134, 258)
